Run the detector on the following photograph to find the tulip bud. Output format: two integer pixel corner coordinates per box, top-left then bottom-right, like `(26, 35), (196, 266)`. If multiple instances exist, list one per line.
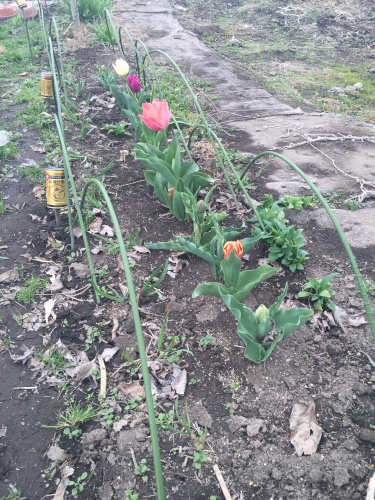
(255, 304), (269, 323)
(223, 240), (244, 259)
(112, 59), (130, 76)
(196, 200), (206, 212)
(168, 188), (174, 199)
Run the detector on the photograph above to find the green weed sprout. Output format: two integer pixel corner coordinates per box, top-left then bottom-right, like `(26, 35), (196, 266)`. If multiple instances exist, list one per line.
(298, 273), (338, 311)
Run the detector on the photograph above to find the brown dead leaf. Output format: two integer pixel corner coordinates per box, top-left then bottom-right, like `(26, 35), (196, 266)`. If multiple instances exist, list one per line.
(33, 185), (45, 198)
(100, 225), (114, 237)
(19, 71), (31, 76)
(69, 262), (90, 278)
(348, 314), (367, 327)
(89, 217), (103, 233)
(133, 245), (151, 254)
(118, 381), (145, 399)
(0, 268), (19, 283)
(290, 401), (322, 456)
(73, 226), (83, 238)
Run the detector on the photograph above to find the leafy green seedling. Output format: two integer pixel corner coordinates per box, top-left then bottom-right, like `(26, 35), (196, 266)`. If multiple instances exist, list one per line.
(134, 458), (150, 483)
(68, 472), (88, 497)
(298, 273), (338, 311)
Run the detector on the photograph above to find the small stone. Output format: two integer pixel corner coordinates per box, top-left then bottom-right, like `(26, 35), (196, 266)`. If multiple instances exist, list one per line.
(189, 399), (213, 428)
(98, 481), (114, 499)
(272, 468), (282, 480)
(246, 418), (265, 438)
(342, 439), (358, 451)
(228, 415), (249, 433)
(333, 467), (350, 487)
(81, 428), (108, 449)
(309, 468), (324, 482)
(358, 428), (375, 444)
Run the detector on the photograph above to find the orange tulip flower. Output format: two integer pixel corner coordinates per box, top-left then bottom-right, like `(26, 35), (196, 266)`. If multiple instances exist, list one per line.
(223, 240), (244, 259)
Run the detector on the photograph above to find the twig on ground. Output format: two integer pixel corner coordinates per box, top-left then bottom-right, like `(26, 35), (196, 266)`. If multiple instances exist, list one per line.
(213, 463), (233, 500)
(130, 448), (138, 468)
(360, 349), (375, 368)
(98, 355), (106, 398)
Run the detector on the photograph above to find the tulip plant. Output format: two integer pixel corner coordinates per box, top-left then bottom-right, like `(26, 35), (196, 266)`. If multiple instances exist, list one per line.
(133, 133), (214, 221)
(219, 285), (313, 363)
(192, 241), (313, 363)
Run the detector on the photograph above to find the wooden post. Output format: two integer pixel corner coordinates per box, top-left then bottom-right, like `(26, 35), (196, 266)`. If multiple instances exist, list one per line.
(70, 0), (80, 31)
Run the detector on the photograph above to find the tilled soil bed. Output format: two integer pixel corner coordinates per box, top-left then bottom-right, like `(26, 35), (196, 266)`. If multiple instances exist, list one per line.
(1, 5), (375, 500)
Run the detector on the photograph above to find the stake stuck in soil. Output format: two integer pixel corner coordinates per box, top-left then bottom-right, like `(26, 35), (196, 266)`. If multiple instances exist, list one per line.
(213, 464), (232, 500)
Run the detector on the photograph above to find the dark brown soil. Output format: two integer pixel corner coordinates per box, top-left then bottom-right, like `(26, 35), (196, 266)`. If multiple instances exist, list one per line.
(1, 3), (375, 500)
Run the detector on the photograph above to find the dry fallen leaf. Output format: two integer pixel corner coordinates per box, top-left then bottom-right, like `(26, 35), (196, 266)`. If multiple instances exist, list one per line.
(118, 380), (146, 399)
(44, 298), (57, 325)
(89, 217), (103, 233)
(290, 401), (322, 456)
(0, 268), (19, 283)
(33, 184), (45, 198)
(69, 262), (90, 278)
(100, 225), (114, 237)
(348, 314), (367, 327)
(133, 245), (151, 254)
(73, 226), (83, 238)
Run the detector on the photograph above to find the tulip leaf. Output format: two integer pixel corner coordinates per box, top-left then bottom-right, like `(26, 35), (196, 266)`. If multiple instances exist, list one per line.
(172, 189), (188, 221)
(241, 234), (262, 254)
(219, 289), (313, 363)
(192, 282), (228, 299)
(234, 265), (280, 302)
(221, 251), (241, 288)
(180, 161), (200, 177)
(165, 134), (180, 170)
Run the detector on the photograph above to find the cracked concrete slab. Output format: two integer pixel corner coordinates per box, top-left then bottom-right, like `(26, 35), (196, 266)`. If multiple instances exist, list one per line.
(113, 0), (375, 249)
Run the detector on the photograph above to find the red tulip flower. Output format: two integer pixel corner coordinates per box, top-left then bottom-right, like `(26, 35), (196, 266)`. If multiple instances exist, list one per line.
(223, 240), (244, 259)
(128, 74), (141, 93)
(138, 98), (172, 131)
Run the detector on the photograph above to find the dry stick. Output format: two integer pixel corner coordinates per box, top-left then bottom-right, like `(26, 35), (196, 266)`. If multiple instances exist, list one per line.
(213, 464), (232, 500)
(97, 355), (107, 398)
(130, 448), (138, 468)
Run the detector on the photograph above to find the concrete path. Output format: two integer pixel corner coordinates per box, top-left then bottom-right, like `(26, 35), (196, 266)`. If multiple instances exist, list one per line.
(114, 0), (375, 249)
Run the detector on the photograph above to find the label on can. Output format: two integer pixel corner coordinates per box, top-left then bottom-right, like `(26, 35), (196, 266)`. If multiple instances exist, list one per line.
(41, 72), (53, 98)
(46, 169), (67, 208)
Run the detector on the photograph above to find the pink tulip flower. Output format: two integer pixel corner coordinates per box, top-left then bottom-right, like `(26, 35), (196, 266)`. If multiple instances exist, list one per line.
(128, 74), (141, 93)
(138, 98), (172, 131)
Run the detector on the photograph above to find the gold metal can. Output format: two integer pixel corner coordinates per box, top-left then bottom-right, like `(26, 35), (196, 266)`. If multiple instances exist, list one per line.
(41, 71), (53, 98)
(15, 0), (27, 8)
(45, 168), (67, 208)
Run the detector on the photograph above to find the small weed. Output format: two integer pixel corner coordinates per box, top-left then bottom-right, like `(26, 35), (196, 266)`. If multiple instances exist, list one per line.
(0, 487), (25, 500)
(44, 403), (96, 430)
(199, 334), (216, 350)
(230, 380), (241, 391)
(358, 279), (375, 296)
(0, 198), (7, 215)
(298, 273), (338, 311)
(88, 19), (117, 45)
(35, 347), (68, 376)
(134, 458), (150, 483)
(188, 378), (201, 385)
(63, 427), (82, 439)
(325, 190), (360, 211)
(193, 443), (209, 470)
(18, 165), (45, 184)
(83, 324), (103, 350)
(124, 491), (139, 500)
(225, 402), (236, 415)
(68, 472), (88, 497)
(16, 276), (47, 304)
(12, 312), (23, 326)
(102, 122), (131, 136)
(0, 141), (19, 162)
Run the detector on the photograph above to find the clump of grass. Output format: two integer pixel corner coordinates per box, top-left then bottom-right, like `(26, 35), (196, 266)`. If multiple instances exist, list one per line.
(45, 403), (97, 429)
(88, 20), (116, 45)
(0, 197), (7, 215)
(16, 276), (47, 304)
(18, 165), (45, 184)
(60, 0), (113, 22)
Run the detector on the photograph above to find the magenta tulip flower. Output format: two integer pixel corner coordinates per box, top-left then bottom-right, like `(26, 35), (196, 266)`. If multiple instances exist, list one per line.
(138, 98), (172, 131)
(128, 74), (141, 93)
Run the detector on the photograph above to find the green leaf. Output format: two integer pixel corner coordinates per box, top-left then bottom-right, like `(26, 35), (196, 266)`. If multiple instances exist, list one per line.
(166, 134), (180, 172)
(319, 289), (332, 298)
(172, 189), (187, 221)
(234, 265), (280, 302)
(241, 234), (262, 254)
(221, 251), (241, 288)
(192, 282), (227, 299)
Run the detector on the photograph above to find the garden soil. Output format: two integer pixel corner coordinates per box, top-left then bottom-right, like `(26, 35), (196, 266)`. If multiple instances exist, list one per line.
(1, 0), (375, 499)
